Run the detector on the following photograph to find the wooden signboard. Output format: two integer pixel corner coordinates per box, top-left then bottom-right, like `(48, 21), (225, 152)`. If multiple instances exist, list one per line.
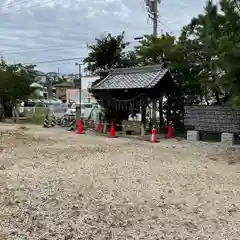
(122, 120), (141, 134)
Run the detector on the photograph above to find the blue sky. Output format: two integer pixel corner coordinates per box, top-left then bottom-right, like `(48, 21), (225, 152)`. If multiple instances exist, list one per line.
(0, 0), (214, 74)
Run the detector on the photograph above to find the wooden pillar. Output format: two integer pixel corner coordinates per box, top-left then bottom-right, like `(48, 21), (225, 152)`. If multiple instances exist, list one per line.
(103, 101), (108, 134)
(152, 99), (157, 127)
(140, 99), (146, 136)
(159, 94), (163, 127)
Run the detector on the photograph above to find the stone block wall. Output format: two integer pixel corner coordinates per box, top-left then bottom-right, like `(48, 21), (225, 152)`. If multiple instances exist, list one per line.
(221, 133), (234, 145)
(187, 130), (199, 141)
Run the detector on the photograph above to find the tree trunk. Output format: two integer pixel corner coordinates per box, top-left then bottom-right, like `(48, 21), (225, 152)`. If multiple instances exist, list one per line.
(214, 91), (221, 105)
(1, 98), (11, 117)
(166, 95), (171, 124)
(211, 74), (221, 105)
(0, 98), (4, 120)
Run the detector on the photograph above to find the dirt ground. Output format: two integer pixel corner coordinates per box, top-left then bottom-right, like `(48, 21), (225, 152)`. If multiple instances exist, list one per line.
(0, 124), (240, 240)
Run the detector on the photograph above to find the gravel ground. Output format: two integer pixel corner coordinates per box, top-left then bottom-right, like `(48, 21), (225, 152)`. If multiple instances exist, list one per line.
(0, 124), (240, 240)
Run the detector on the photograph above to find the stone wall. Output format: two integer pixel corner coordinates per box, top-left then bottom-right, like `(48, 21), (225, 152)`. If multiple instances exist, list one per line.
(184, 105), (240, 133)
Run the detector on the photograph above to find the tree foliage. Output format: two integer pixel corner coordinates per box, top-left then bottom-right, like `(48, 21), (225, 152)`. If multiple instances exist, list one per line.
(83, 31), (131, 73)
(84, 0), (240, 108)
(0, 58), (37, 116)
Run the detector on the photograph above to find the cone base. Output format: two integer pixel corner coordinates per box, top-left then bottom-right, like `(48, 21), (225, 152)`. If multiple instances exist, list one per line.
(109, 135), (117, 138)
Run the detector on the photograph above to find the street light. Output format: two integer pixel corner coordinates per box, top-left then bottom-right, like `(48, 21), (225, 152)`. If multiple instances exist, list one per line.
(75, 62), (83, 122)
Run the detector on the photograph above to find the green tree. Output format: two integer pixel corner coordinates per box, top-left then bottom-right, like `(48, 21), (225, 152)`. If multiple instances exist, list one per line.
(180, 0), (240, 105)
(83, 31), (130, 73)
(134, 33), (202, 128)
(135, 33), (176, 64)
(217, 0), (240, 104)
(85, 0), (240, 128)
(0, 58), (37, 118)
(180, 0), (225, 104)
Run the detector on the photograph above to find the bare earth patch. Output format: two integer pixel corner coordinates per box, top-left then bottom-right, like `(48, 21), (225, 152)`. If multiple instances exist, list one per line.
(0, 124), (240, 239)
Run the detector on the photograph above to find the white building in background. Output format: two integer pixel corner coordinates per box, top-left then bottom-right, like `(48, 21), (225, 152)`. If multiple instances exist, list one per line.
(81, 75), (98, 89)
(66, 76), (99, 104)
(79, 75), (98, 103)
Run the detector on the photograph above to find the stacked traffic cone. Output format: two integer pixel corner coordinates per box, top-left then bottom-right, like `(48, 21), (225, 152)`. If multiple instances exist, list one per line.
(77, 119), (84, 134)
(110, 122), (115, 137)
(168, 121), (173, 138)
(43, 114), (50, 128)
(151, 127), (157, 143)
(67, 119), (75, 131)
(51, 114), (56, 127)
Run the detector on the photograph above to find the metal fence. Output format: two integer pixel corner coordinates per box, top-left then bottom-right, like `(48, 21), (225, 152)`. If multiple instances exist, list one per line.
(23, 103), (103, 128)
(23, 104), (68, 117)
(49, 104), (68, 118)
(23, 106), (48, 116)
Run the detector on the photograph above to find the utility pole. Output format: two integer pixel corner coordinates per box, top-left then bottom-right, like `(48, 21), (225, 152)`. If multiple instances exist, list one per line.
(46, 75), (53, 99)
(145, 0), (160, 126)
(152, 0), (158, 126)
(152, 0), (158, 37)
(74, 62), (83, 122)
(145, 0), (159, 37)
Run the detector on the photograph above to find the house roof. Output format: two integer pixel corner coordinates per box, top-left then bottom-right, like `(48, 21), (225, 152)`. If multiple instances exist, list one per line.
(54, 82), (73, 87)
(91, 64), (168, 90)
(30, 82), (43, 88)
(35, 70), (46, 76)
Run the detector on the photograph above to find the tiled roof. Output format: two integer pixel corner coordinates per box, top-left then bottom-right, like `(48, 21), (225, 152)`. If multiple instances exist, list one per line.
(91, 64), (168, 90)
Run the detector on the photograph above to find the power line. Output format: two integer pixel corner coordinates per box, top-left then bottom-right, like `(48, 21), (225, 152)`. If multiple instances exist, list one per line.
(1, 44), (86, 55)
(0, 1), (178, 64)
(20, 38), (148, 65)
(0, 27), (177, 58)
(0, 0), (155, 45)
(24, 57), (85, 65)
(158, 20), (175, 35)
(38, 60), (82, 65)
(0, 1), (157, 53)
(0, 23), (154, 54)
(0, 22), (178, 57)
(0, 37), (145, 56)
(0, 0), (33, 12)
(0, 0), (53, 16)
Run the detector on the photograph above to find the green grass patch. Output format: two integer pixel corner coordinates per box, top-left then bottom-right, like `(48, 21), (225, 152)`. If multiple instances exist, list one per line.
(23, 107), (48, 125)
(25, 113), (46, 125)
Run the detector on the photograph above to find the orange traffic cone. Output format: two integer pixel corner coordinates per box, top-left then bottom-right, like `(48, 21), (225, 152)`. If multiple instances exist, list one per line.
(151, 127), (157, 143)
(77, 119), (84, 134)
(168, 121), (173, 138)
(110, 122), (115, 137)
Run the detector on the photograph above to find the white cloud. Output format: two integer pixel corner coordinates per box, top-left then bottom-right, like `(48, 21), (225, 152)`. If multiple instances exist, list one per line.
(0, 0), (207, 73)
